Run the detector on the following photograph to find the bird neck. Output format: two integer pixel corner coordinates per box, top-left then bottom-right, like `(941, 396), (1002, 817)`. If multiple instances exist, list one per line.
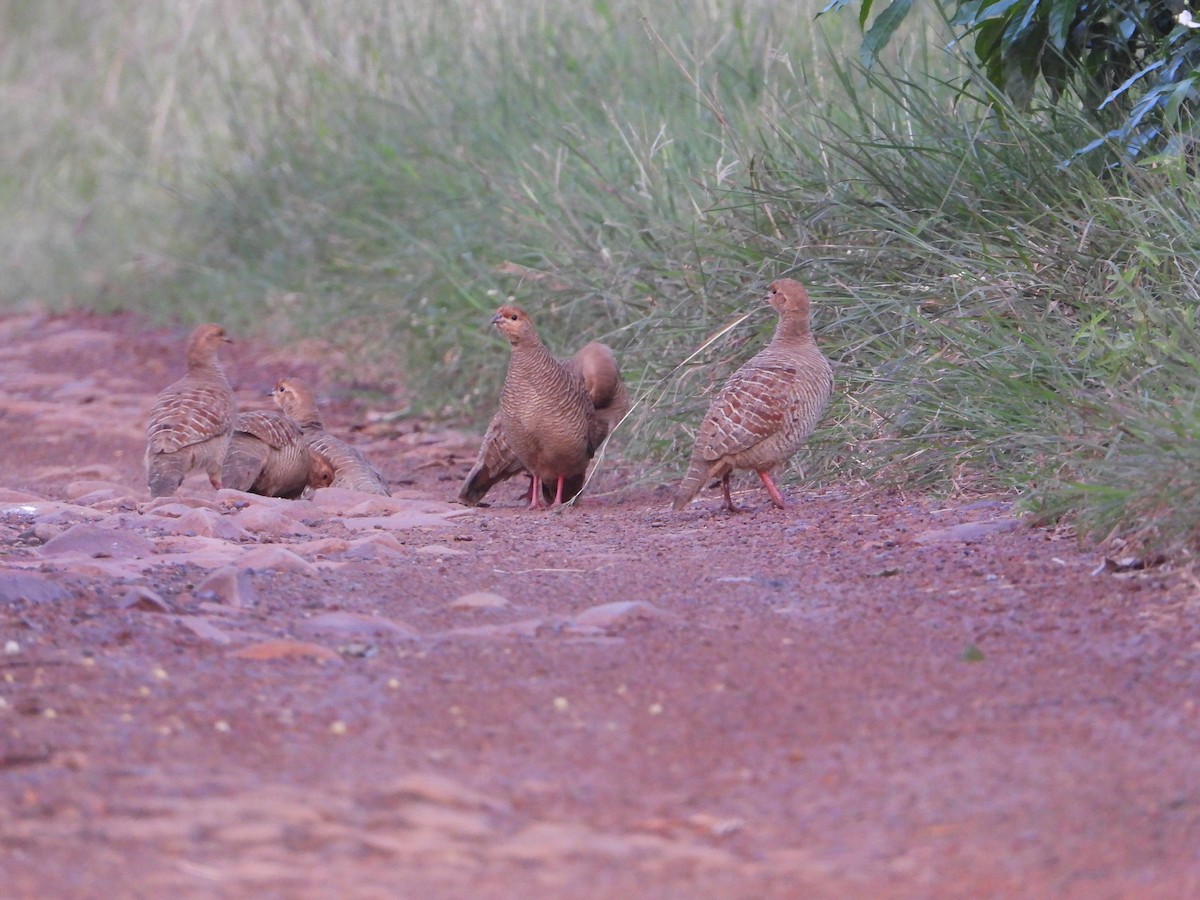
(773, 313), (812, 344)
(511, 337), (553, 365)
(293, 407), (324, 429)
(187, 354), (225, 375)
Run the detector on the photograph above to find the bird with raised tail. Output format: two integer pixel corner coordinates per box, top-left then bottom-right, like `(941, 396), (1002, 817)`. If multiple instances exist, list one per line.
(270, 377), (390, 496)
(490, 305), (602, 509)
(145, 323), (237, 497)
(458, 339), (630, 507)
(221, 408), (312, 499)
(674, 278), (833, 512)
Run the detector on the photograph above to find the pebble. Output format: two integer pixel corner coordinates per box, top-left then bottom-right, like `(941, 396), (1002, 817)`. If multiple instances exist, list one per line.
(232, 505), (312, 536)
(235, 546), (319, 575)
(162, 508), (252, 542)
(173, 615), (236, 645)
(448, 591), (510, 611)
(570, 601), (671, 629)
(39, 523), (156, 559)
(416, 544), (467, 557)
(196, 567), (259, 608)
(294, 612), (419, 640)
(914, 518), (1021, 544)
(230, 639), (342, 663)
(118, 586), (171, 613)
(0, 573), (70, 605)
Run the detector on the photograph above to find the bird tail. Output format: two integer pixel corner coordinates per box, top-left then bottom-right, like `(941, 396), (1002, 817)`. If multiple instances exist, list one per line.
(221, 434), (267, 493)
(458, 462), (510, 506)
(147, 450), (188, 498)
(672, 460), (707, 511)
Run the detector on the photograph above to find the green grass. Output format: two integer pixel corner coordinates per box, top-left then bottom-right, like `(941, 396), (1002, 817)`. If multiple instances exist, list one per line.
(5, 0), (1200, 553)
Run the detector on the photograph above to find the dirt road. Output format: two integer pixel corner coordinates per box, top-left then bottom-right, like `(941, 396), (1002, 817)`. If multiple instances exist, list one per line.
(1, 311), (1197, 897)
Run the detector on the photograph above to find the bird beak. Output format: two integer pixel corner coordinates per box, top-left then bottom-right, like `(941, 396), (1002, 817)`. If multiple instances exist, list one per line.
(490, 313), (504, 326)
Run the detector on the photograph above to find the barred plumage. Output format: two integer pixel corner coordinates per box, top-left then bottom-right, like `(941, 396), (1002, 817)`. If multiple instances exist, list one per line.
(221, 408), (311, 499)
(458, 339), (630, 507)
(271, 377), (390, 496)
(674, 279), (833, 512)
(145, 323), (237, 497)
(487, 305), (605, 509)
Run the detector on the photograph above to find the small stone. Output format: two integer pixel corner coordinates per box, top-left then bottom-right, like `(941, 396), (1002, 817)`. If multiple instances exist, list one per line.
(231, 639), (341, 663)
(181, 508), (254, 540)
(914, 518), (1020, 544)
(232, 505), (312, 536)
(449, 591), (509, 610)
(571, 601), (670, 629)
(416, 544), (467, 557)
(32, 523), (64, 544)
(338, 642), (377, 658)
(174, 615), (236, 645)
(118, 586), (171, 613)
(40, 524), (156, 559)
(196, 567), (259, 608)
(0, 573), (70, 605)
(236, 546), (319, 575)
(295, 612), (419, 641)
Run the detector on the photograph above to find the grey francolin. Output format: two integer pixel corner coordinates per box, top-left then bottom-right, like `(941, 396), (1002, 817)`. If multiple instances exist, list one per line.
(674, 279), (832, 512)
(271, 377), (390, 495)
(221, 408), (312, 499)
(145, 323), (237, 497)
(491, 305), (602, 509)
(458, 339), (630, 507)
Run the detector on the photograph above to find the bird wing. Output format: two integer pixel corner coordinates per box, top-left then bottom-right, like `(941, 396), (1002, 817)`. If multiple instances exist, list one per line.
(694, 363), (797, 460)
(233, 410), (303, 449)
(146, 382), (236, 454)
(221, 431), (271, 492)
(306, 430), (390, 495)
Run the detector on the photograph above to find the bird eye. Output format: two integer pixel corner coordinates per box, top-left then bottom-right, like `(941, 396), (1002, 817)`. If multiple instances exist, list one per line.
(509, 314), (518, 321)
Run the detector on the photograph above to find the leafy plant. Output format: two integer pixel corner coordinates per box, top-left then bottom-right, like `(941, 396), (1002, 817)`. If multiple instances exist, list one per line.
(825, 0), (1200, 160)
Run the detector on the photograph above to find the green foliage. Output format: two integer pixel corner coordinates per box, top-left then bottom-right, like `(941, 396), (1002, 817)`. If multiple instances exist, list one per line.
(832, 0), (1200, 161)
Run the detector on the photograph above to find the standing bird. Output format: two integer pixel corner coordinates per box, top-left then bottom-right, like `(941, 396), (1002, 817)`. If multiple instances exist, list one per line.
(674, 279), (833, 512)
(458, 340), (630, 507)
(271, 377), (390, 496)
(221, 407), (312, 499)
(145, 323), (237, 497)
(492, 305), (601, 509)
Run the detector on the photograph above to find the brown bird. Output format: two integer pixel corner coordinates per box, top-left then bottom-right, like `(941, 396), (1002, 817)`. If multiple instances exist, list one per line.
(489, 305), (605, 509)
(145, 323), (237, 497)
(221, 408), (313, 499)
(271, 377), (390, 496)
(674, 279), (833, 512)
(458, 340), (630, 507)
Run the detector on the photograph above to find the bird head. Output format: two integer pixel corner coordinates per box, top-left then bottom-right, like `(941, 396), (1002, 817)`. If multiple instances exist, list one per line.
(767, 279), (810, 318)
(271, 376), (320, 426)
(491, 304), (537, 347)
(186, 323), (231, 367)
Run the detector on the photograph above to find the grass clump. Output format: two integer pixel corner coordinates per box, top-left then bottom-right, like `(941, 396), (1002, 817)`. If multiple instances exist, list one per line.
(5, 0), (1200, 553)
